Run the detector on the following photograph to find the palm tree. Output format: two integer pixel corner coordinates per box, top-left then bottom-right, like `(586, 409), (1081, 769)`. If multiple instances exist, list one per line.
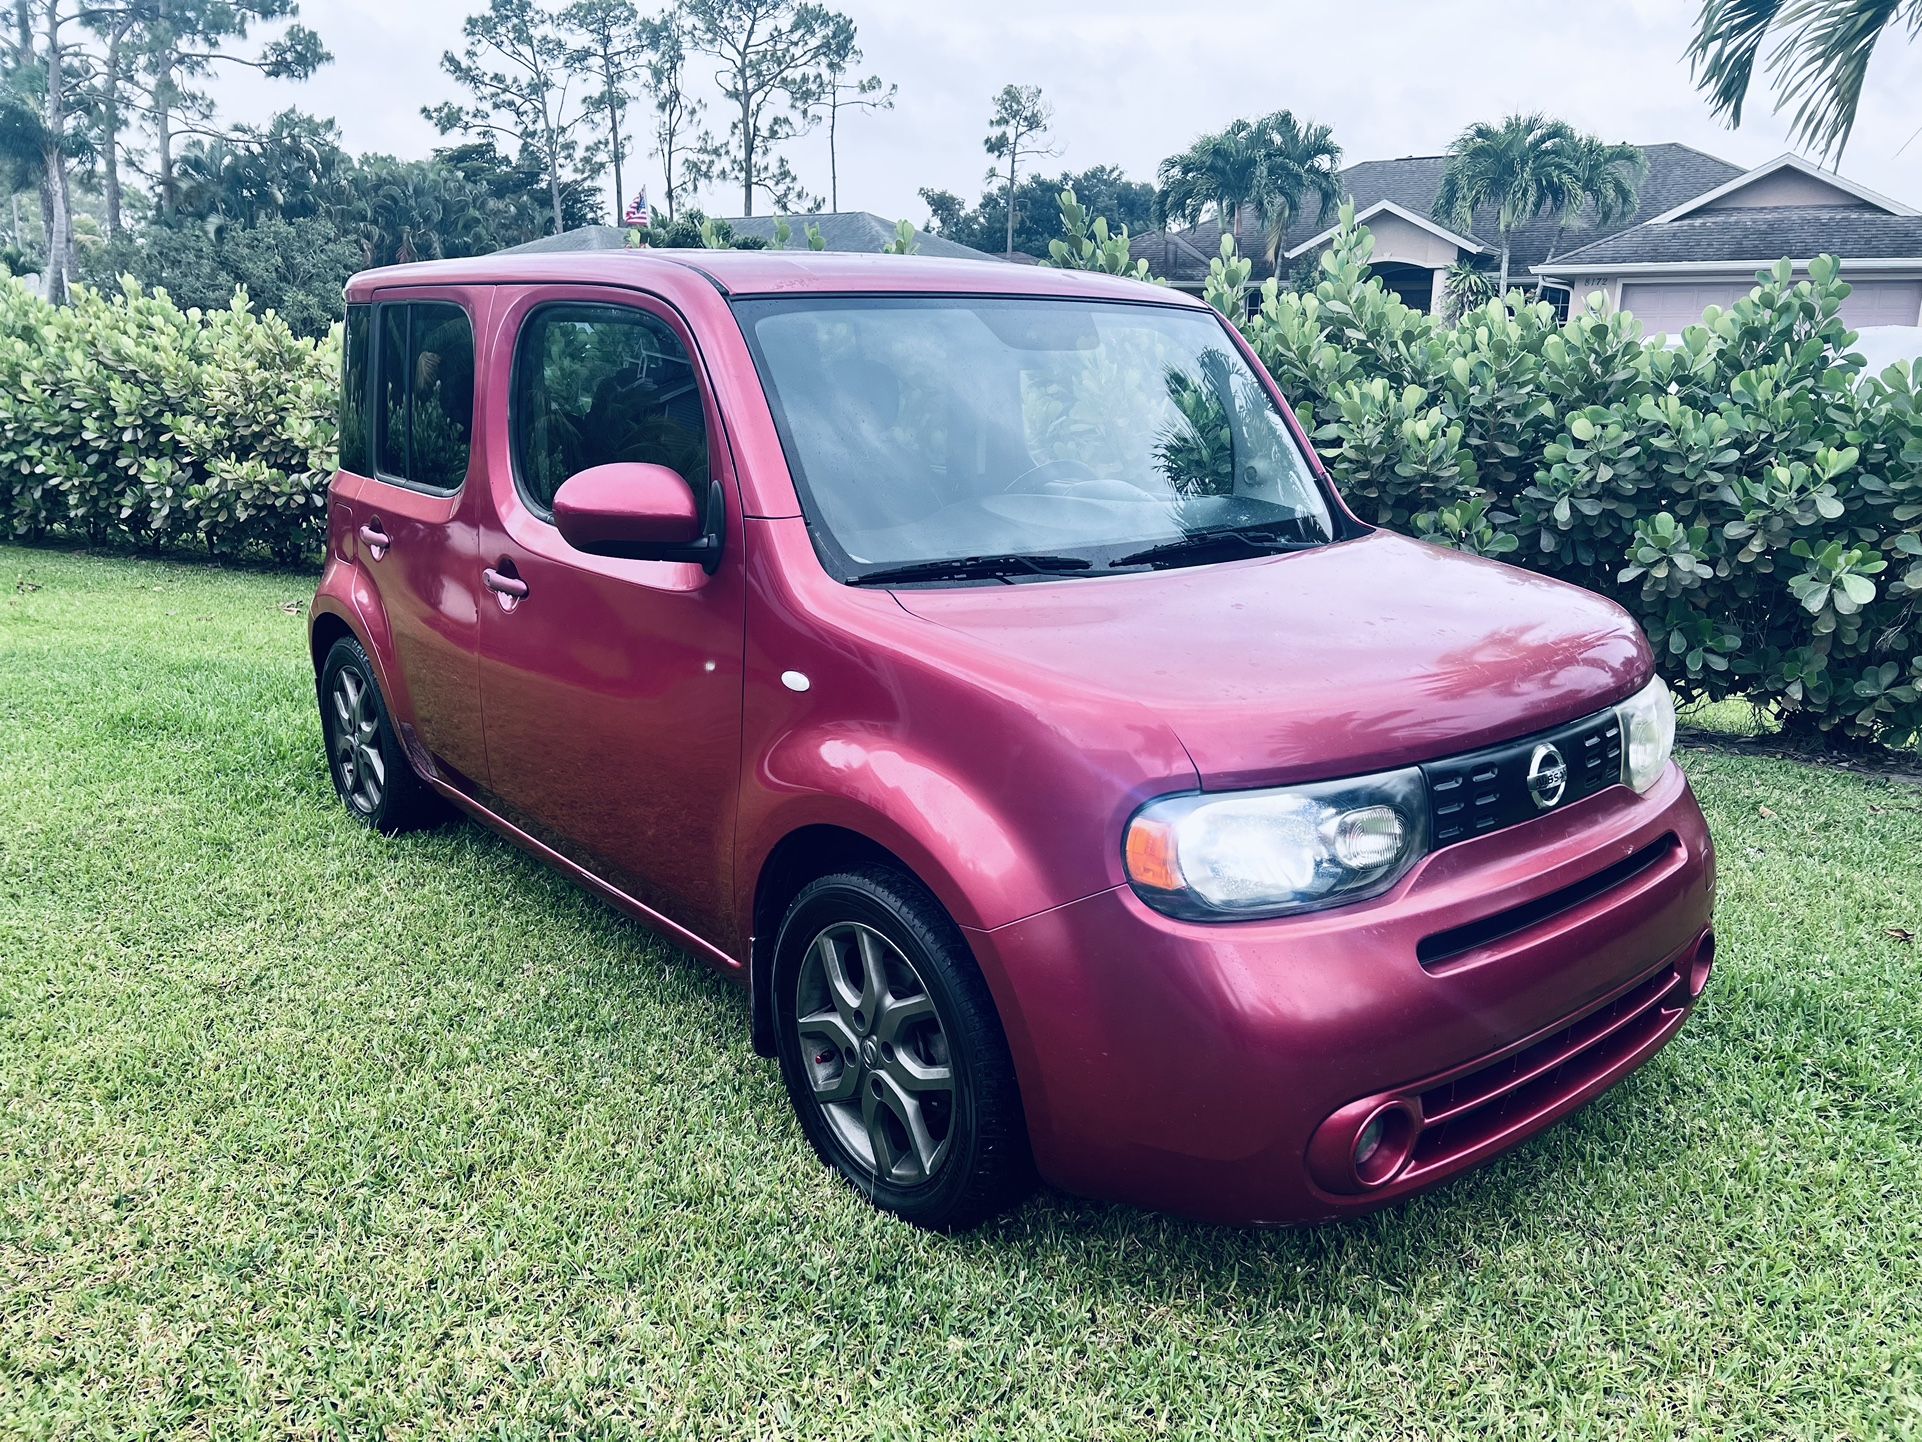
(1250, 111), (1342, 259)
(1156, 110), (1341, 260)
(1433, 113), (1578, 297)
(1157, 119), (1267, 238)
(1687, 0), (1921, 162)
(1536, 135), (1646, 293)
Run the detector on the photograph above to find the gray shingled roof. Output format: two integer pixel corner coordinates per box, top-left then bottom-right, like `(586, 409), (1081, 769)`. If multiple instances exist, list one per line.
(1130, 143), (1745, 284)
(498, 213), (997, 262)
(1541, 205), (1922, 269)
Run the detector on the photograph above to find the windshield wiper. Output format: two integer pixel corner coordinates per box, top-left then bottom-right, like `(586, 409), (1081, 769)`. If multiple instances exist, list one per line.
(1109, 526), (1320, 570)
(849, 552), (1096, 586)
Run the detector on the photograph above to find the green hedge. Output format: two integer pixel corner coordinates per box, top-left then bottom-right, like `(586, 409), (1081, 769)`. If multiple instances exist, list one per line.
(1210, 211), (1922, 746)
(0, 277), (338, 563)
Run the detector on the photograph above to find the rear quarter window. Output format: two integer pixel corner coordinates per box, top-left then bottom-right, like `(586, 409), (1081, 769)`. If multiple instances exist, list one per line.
(340, 305), (372, 476)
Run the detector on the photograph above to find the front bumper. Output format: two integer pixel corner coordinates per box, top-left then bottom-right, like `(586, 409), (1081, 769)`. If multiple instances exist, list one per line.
(965, 763), (1714, 1225)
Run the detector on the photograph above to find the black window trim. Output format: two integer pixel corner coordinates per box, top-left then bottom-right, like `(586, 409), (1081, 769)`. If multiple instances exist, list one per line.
(365, 297), (476, 499)
(505, 295), (718, 528)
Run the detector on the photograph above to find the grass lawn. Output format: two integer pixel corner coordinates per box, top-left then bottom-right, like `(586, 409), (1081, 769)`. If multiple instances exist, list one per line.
(3, 543), (1921, 1440)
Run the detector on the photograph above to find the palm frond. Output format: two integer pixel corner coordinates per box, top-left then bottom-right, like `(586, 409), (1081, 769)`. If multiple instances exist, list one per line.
(1688, 0), (1922, 159)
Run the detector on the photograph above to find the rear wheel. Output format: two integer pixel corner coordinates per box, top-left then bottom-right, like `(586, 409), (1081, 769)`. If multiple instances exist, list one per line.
(773, 867), (1032, 1229)
(318, 636), (445, 834)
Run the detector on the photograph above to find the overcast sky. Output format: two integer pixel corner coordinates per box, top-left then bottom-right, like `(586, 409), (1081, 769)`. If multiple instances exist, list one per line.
(218, 0), (1922, 222)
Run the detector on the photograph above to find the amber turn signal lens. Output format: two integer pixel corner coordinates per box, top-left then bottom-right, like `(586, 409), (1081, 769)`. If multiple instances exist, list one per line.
(1124, 816), (1182, 893)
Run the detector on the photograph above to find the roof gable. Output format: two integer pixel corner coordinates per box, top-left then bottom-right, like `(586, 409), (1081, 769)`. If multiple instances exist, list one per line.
(1282, 200), (1484, 260)
(1647, 154), (1917, 223)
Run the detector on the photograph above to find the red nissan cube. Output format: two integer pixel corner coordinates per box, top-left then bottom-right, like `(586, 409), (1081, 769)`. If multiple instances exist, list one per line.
(311, 250), (1715, 1229)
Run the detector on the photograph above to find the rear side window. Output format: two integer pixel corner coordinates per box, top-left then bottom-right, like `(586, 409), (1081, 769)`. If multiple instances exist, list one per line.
(371, 301), (476, 494)
(510, 304), (709, 517)
(340, 305), (372, 475)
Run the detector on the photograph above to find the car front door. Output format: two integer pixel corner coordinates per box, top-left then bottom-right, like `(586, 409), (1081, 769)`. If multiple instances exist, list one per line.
(472, 286), (747, 949)
(341, 290), (491, 790)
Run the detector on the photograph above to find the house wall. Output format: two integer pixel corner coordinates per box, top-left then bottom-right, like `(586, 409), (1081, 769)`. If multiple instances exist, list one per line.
(1362, 212), (1464, 270)
(1566, 276), (1624, 314)
(1698, 171), (1867, 211)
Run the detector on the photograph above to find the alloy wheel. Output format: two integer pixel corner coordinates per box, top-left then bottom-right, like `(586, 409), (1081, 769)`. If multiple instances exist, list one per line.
(327, 665), (385, 816)
(794, 921), (957, 1186)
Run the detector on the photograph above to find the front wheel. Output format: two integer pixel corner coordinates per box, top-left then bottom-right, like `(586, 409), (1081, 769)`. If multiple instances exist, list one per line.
(772, 867), (1032, 1229)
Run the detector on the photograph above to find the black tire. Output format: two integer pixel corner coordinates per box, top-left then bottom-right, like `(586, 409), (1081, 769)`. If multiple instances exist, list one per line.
(772, 867), (1033, 1230)
(317, 635), (446, 835)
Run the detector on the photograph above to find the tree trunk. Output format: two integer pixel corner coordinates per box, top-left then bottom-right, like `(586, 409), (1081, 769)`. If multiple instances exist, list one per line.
(102, 21), (130, 236)
(1003, 148), (1017, 255)
(1536, 223), (1567, 298)
(606, 72), (624, 226)
(541, 103), (564, 233)
(155, 49), (178, 218)
(740, 89), (754, 215)
(663, 130), (676, 222)
(828, 96), (838, 211)
(38, 1), (71, 304)
(1497, 237), (1511, 297)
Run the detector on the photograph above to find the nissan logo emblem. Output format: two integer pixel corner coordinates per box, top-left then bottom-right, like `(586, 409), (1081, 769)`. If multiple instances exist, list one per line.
(1527, 743), (1569, 810)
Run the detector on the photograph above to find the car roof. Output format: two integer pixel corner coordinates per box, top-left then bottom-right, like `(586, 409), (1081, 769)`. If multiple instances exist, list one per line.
(345, 248), (1208, 307)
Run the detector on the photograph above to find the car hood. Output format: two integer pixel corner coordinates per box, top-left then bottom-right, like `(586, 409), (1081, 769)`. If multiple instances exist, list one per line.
(888, 532), (1652, 789)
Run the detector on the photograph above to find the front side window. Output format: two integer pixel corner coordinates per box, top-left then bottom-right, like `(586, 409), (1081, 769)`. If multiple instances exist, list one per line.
(732, 296), (1341, 582)
(510, 303), (710, 518)
(372, 301), (475, 493)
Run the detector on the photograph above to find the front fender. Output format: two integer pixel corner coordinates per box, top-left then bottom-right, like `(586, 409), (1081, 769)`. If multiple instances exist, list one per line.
(743, 727), (1049, 937)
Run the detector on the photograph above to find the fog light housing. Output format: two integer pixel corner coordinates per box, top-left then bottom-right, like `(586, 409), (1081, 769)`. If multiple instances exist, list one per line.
(1351, 1102), (1417, 1187)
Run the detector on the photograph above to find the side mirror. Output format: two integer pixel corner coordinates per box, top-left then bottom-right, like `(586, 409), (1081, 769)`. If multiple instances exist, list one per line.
(551, 463), (724, 571)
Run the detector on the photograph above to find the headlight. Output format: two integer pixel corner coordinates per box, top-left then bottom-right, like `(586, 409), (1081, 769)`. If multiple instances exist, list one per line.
(1124, 767), (1429, 921)
(1616, 676), (1675, 792)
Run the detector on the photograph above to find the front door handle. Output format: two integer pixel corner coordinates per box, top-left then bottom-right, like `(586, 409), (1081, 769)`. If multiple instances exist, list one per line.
(357, 521), (390, 560)
(482, 566), (529, 602)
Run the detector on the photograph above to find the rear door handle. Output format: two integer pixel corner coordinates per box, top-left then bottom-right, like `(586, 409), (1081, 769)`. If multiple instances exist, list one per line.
(482, 567), (528, 599)
(357, 522), (390, 559)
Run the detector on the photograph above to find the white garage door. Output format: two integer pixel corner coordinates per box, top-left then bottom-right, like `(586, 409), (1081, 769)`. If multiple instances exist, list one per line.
(1619, 281), (1754, 335)
(1840, 280), (1922, 328)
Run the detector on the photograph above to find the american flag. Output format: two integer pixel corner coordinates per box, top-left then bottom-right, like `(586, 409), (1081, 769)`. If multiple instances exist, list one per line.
(623, 188), (650, 228)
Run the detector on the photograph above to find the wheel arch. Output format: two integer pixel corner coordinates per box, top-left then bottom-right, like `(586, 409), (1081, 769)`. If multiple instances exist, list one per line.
(309, 608), (359, 681)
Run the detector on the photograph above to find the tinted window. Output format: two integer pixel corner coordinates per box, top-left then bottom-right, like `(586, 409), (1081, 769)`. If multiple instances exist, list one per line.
(372, 301), (475, 493)
(511, 304), (709, 516)
(409, 305), (476, 491)
(375, 305), (408, 480)
(340, 305), (372, 475)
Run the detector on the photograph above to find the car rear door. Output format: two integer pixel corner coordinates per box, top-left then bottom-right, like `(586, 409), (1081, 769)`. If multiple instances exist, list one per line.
(338, 288), (491, 790)
(471, 284), (747, 949)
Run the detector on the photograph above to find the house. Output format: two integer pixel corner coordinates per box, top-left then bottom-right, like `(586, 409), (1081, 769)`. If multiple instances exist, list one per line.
(498, 211), (998, 262)
(1532, 154), (1922, 333)
(1129, 145), (1922, 332)
(1129, 143), (1742, 315)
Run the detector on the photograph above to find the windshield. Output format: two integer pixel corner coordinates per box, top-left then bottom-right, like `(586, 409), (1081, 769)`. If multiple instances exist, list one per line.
(732, 295), (1343, 582)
